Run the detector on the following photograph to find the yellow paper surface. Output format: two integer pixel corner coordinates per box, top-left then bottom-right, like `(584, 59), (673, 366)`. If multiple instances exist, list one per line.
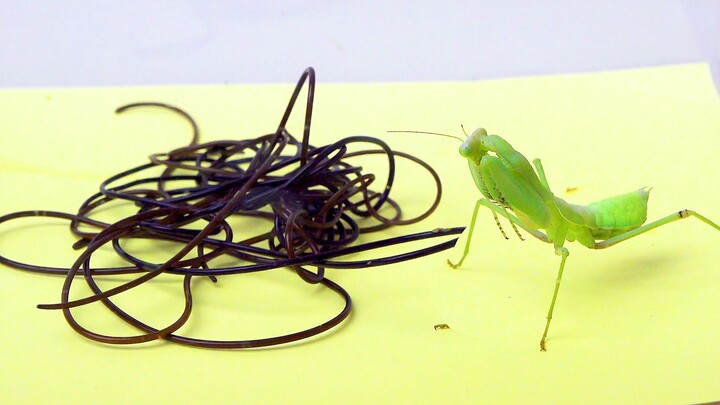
(1, 64), (719, 404)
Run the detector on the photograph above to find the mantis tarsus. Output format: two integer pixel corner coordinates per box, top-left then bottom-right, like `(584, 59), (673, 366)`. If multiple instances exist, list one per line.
(394, 128), (720, 350)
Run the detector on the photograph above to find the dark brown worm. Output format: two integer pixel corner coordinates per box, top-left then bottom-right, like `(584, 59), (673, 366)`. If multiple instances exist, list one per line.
(0, 67), (463, 349)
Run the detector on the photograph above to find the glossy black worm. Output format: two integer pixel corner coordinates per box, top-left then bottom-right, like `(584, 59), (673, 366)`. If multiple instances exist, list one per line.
(0, 67), (463, 348)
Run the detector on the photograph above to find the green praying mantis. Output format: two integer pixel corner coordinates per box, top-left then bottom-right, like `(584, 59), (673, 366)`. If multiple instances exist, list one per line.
(392, 127), (720, 350)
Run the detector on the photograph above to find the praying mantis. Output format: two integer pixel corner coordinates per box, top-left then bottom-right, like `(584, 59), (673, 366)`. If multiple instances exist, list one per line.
(394, 128), (720, 350)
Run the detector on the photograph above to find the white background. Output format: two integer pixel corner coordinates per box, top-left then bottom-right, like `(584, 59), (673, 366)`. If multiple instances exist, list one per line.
(0, 1), (718, 91)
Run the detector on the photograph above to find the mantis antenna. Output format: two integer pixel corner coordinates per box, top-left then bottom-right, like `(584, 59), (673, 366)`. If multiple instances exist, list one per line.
(460, 124), (468, 137)
(387, 130), (464, 143)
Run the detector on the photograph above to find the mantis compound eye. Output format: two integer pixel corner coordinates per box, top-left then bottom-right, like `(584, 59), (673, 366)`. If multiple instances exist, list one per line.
(459, 131), (489, 160)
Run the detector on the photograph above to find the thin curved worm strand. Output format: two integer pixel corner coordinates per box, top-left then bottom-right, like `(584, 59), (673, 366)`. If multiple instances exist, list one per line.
(116, 101), (201, 195)
(448, 127), (720, 350)
(276, 67), (315, 166)
(0, 68), (461, 348)
(116, 101), (200, 146)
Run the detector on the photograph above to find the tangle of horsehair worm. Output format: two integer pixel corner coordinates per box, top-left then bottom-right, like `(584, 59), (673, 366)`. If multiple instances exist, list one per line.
(0, 67), (463, 349)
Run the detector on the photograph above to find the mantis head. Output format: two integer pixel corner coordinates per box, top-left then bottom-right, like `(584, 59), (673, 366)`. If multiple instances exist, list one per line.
(459, 128), (489, 161)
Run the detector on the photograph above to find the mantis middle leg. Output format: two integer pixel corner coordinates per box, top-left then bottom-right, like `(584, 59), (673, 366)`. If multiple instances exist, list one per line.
(447, 198), (483, 269)
(447, 199), (550, 269)
(540, 246), (569, 351)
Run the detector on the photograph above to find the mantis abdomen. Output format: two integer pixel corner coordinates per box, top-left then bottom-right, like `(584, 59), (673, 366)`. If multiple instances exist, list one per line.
(587, 188), (651, 238)
(553, 188), (650, 247)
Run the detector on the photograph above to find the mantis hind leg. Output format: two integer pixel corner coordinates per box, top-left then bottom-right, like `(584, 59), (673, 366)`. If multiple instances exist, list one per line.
(540, 247), (569, 351)
(594, 209), (720, 249)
